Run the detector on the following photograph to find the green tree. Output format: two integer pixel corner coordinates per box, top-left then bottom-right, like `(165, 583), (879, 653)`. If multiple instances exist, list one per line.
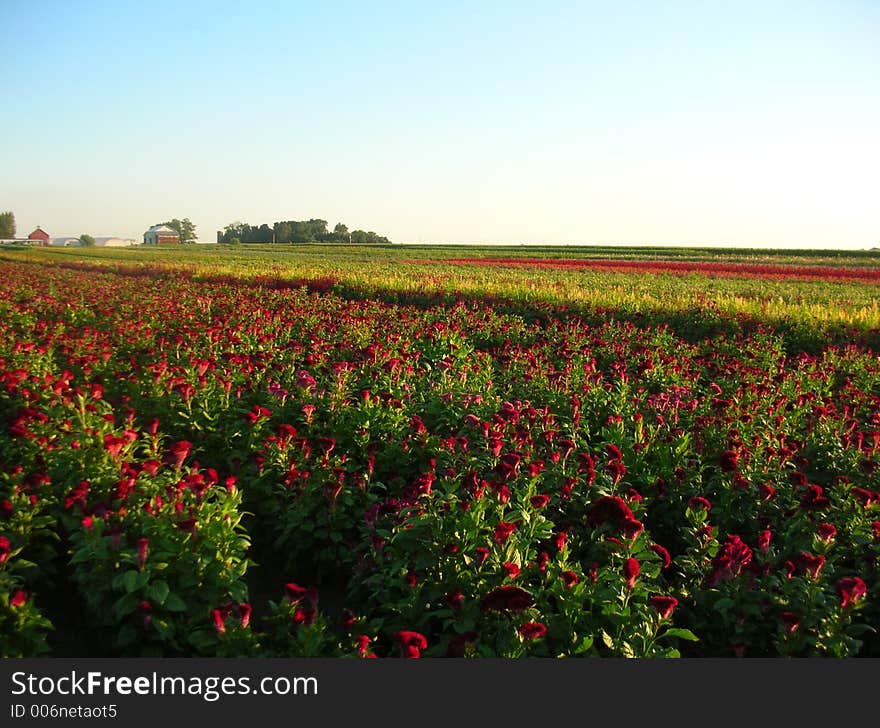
(79, 234), (95, 247)
(333, 223), (350, 243)
(0, 211), (15, 238)
(161, 218), (197, 244)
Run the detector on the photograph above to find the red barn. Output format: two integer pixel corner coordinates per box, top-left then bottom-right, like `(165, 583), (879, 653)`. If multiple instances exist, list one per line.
(28, 227), (51, 246)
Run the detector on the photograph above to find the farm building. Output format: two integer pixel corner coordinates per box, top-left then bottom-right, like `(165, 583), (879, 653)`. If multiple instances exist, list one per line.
(28, 227), (51, 246)
(94, 237), (138, 247)
(143, 225), (180, 245)
(52, 237), (82, 247)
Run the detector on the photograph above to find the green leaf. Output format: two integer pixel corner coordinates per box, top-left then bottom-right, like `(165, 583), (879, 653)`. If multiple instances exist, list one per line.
(123, 570), (148, 593)
(146, 580), (170, 605)
(662, 628), (700, 642)
(164, 594), (187, 612)
(714, 597), (736, 612)
(574, 635), (594, 654)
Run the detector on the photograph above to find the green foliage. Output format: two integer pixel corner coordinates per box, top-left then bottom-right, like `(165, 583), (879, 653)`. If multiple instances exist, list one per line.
(79, 234), (96, 247)
(0, 211), (15, 238)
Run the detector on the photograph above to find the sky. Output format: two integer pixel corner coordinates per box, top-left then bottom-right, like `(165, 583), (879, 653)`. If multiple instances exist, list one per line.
(2, 0), (878, 248)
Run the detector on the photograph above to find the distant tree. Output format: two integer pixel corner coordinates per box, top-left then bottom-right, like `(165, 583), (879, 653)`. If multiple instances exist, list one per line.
(161, 218), (197, 244)
(0, 211), (15, 238)
(79, 234), (95, 247)
(333, 223), (350, 243)
(228, 237), (241, 246)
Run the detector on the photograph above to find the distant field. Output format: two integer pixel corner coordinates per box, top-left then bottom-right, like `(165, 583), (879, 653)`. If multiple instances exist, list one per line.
(2, 244), (880, 658)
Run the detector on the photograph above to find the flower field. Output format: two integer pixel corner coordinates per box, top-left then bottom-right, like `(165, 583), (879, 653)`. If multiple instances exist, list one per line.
(2, 246), (880, 658)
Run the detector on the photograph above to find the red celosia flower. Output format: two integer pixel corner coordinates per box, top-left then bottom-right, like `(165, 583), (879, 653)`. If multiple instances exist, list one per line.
(0, 535), (11, 565)
(718, 450), (739, 472)
(136, 537), (149, 570)
(788, 552), (826, 580)
(648, 595), (678, 619)
(757, 530), (771, 553)
(835, 577), (867, 608)
(503, 562), (521, 579)
(851, 487), (879, 508)
(816, 523), (837, 543)
(555, 531), (567, 552)
(285, 582), (319, 606)
(238, 603), (252, 628)
(445, 631), (478, 657)
(650, 544), (672, 569)
(395, 630), (428, 658)
(474, 546), (490, 566)
(530, 494), (550, 509)
(781, 612), (799, 634)
(623, 557), (640, 588)
(481, 585), (535, 613)
(167, 440), (192, 471)
(518, 622), (547, 640)
(536, 551), (549, 572)
(212, 608), (227, 633)
(356, 634), (377, 658)
(800, 485), (830, 510)
(493, 521), (518, 544)
(621, 516), (644, 540)
(292, 606), (316, 626)
(444, 590), (463, 611)
(687, 496), (712, 512)
(587, 496), (635, 529)
(708, 535), (752, 586)
(560, 570), (579, 589)
(10, 590), (28, 608)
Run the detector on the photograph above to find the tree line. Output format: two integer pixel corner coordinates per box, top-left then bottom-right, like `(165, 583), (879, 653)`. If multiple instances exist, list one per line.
(219, 219), (390, 245)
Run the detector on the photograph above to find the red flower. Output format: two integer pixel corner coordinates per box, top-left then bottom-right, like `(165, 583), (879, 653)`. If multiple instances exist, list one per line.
(708, 535), (752, 586)
(648, 595), (678, 619)
(650, 544), (672, 569)
(445, 631), (478, 657)
(518, 622), (547, 640)
(503, 562), (521, 579)
(136, 537), (149, 570)
(481, 585), (535, 613)
(238, 603), (252, 628)
(587, 496), (635, 530)
(473, 546), (490, 566)
(800, 485), (830, 510)
(444, 591), (463, 611)
(687, 496), (712, 512)
(167, 440), (192, 471)
(835, 577), (867, 608)
(560, 570), (579, 589)
(10, 590), (28, 608)
(623, 557), (640, 588)
(781, 612), (799, 634)
(621, 516), (644, 540)
(292, 606), (316, 626)
(718, 450), (739, 472)
(212, 608), (227, 633)
(356, 635), (377, 658)
(757, 530), (771, 553)
(530, 494), (550, 509)
(0, 535), (10, 565)
(536, 551), (549, 572)
(816, 523), (837, 543)
(493, 521), (518, 544)
(395, 630), (428, 658)
(788, 552), (826, 580)
(285, 582), (319, 605)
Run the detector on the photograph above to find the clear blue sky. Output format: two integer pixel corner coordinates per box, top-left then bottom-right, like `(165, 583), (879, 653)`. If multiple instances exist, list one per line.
(2, 0), (878, 247)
